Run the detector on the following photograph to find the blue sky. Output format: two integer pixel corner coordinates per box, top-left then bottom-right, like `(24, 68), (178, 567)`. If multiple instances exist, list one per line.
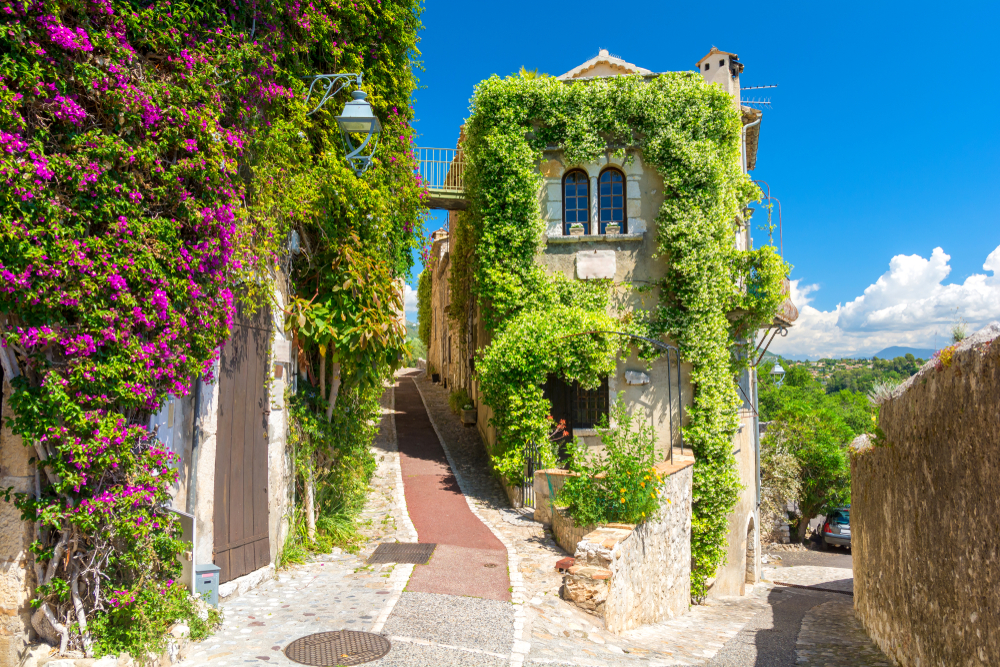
(404, 0), (1000, 358)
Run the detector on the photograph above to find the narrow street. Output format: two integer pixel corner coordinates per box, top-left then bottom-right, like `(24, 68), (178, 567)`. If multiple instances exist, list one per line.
(178, 371), (890, 667)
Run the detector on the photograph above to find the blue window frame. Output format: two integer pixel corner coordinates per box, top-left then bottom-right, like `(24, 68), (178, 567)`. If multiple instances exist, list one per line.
(563, 170), (590, 235)
(598, 169), (625, 234)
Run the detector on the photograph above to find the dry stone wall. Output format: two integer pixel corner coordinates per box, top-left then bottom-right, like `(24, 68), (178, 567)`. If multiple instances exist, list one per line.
(535, 460), (692, 634)
(851, 322), (1000, 667)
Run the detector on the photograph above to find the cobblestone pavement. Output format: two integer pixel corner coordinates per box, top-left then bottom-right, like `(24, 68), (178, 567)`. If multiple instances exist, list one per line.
(181, 372), (889, 667)
(762, 566), (854, 593)
(416, 376), (780, 666)
(796, 599), (891, 667)
(179, 378), (416, 667)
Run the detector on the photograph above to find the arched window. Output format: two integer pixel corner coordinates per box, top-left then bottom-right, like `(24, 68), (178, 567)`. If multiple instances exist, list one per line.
(598, 169), (625, 234)
(563, 170), (590, 235)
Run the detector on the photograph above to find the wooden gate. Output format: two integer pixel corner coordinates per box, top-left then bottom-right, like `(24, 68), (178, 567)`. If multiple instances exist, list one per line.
(213, 304), (271, 584)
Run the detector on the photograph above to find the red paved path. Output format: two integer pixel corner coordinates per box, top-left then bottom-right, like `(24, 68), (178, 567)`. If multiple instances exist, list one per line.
(394, 375), (510, 601)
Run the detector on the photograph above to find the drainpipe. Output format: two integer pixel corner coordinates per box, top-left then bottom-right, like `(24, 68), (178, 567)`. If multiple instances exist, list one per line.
(742, 117), (761, 174)
(185, 375), (202, 515)
(753, 368), (761, 508)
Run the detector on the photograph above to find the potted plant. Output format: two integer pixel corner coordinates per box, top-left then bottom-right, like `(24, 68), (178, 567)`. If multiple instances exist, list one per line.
(461, 403), (477, 426)
(604, 222), (621, 235)
(569, 222), (585, 236)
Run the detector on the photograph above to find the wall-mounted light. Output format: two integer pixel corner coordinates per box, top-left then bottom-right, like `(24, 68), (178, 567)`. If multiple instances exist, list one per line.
(770, 361), (786, 387)
(302, 73), (382, 177)
(335, 87), (382, 176)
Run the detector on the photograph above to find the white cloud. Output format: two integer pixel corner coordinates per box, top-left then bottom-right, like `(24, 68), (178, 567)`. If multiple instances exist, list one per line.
(770, 245), (1000, 359)
(403, 283), (418, 322)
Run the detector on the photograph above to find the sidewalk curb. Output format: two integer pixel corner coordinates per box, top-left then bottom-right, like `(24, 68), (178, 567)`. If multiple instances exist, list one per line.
(370, 377), (418, 635)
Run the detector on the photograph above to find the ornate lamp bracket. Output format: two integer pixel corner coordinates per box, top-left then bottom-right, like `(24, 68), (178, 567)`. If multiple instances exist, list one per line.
(753, 323), (789, 367)
(303, 73), (363, 116)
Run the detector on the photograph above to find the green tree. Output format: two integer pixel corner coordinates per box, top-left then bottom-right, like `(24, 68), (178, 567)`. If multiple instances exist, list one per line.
(760, 370), (871, 541)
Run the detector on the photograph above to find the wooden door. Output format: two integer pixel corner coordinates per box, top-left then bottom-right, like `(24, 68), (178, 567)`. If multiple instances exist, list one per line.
(213, 303), (271, 584)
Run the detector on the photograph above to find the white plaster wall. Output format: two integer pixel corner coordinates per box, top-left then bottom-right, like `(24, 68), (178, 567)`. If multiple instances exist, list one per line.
(708, 405), (759, 598)
(192, 366), (220, 567)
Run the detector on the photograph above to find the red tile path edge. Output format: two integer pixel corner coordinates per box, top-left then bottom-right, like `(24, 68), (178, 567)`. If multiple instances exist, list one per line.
(394, 376), (511, 601)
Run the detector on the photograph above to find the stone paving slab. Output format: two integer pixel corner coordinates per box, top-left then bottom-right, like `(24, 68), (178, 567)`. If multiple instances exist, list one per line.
(372, 640), (510, 666)
(381, 591), (515, 654)
(796, 599), (892, 667)
(763, 566), (854, 593)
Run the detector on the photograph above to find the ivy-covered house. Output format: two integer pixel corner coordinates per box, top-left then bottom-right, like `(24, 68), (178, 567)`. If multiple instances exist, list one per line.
(422, 47), (796, 601)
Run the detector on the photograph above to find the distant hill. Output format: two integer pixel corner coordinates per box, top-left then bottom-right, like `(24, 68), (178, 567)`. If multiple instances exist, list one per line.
(872, 346), (935, 360)
(405, 321), (418, 339)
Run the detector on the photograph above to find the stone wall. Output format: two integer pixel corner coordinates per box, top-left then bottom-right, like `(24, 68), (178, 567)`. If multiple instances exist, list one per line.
(0, 381), (33, 667)
(537, 460), (692, 634)
(851, 322), (1000, 667)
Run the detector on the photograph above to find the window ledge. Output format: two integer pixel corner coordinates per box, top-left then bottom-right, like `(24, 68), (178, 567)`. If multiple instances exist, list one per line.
(547, 232), (644, 244)
(573, 428), (599, 436)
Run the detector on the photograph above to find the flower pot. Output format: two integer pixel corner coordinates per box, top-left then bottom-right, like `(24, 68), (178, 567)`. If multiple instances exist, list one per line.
(604, 222), (621, 235)
(569, 224), (585, 236)
(461, 407), (477, 426)
(431, 373), (440, 383)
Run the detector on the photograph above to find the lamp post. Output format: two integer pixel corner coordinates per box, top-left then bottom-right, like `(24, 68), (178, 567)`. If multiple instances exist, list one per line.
(771, 361), (786, 387)
(302, 73), (382, 176)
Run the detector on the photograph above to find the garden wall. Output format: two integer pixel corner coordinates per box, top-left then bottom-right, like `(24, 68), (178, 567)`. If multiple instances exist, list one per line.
(0, 381), (33, 667)
(851, 322), (1000, 667)
(535, 459), (692, 634)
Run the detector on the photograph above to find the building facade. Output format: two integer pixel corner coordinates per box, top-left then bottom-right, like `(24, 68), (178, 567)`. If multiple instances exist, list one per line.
(425, 47), (793, 599)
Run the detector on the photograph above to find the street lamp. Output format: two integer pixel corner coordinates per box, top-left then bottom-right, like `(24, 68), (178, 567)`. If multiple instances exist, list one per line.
(335, 87), (382, 176)
(771, 361), (786, 387)
(302, 73), (382, 177)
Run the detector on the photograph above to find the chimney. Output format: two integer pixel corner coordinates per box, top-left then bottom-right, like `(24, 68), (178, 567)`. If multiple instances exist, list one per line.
(697, 47), (743, 106)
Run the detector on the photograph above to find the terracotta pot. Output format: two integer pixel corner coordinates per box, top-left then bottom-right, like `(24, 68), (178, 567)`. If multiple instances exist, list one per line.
(605, 222), (621, 235)
(569, 225), (585, 236)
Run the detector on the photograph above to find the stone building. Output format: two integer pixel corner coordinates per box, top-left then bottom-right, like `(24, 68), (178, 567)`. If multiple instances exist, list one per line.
(423, 47), (795, 600)
(0, 287), (296, 666)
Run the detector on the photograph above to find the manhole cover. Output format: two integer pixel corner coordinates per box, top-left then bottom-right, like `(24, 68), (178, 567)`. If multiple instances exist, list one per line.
(367, 542), (436, 565)
(284, 631), (391, 666)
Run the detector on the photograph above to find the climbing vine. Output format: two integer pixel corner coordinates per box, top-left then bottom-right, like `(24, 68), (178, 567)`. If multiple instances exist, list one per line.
(0, 0), (423, 656)
(459, 72), (789, 599)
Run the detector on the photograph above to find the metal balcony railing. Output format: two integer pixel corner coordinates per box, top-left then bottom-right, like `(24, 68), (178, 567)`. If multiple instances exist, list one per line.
(417, 147), (464, 192)
(417, 148), (467, 210)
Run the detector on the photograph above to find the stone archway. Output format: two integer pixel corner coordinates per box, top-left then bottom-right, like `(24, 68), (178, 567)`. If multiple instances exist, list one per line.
(745, 515), (757, 590)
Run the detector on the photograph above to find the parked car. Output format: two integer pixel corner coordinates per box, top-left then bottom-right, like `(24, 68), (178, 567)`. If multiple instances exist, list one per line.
(822, 507), (851, 550)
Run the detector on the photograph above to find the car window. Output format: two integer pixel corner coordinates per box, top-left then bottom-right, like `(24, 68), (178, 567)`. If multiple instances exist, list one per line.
(830, 510), (849, 523)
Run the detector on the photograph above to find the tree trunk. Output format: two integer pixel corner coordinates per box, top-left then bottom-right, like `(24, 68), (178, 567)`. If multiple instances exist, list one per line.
(305, 466), (316, 542)
(796, 513), (814, 543)
(319, 354), (326, 401)
(325, 362), (341, 423)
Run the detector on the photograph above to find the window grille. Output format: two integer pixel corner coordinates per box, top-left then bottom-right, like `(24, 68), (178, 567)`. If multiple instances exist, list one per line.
(543, 375), (610, 432)
(563, 170), (590, 235)
(598, 169), (625, 234)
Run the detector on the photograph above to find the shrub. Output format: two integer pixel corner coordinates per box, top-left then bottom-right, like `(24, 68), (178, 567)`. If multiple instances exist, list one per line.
(448, 388), (471, 414)
(558, 395), (663, 527)
(88, 581), (221, 659)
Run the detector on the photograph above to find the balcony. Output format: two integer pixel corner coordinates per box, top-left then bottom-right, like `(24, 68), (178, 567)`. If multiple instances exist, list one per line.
(417, 147), (468, 210)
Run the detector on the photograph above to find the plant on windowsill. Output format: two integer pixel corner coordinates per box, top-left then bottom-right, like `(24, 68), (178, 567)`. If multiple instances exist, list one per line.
(569, 223), (585, 236)
(604, 222), (621, 235)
